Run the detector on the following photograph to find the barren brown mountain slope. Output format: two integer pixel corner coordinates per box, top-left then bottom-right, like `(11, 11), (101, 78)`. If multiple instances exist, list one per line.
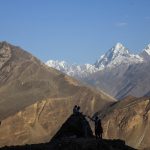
(0, 41), (115, 147)
(99, 96), (150, 150)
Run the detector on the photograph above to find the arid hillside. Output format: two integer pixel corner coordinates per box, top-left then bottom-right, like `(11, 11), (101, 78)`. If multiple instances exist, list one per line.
(0, 41), (115, 147)
(100, 96), (150, 150)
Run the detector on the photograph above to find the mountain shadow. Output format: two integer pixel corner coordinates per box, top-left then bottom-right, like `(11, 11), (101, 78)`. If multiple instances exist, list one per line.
(0, 113), (136, 150)
(0, 41), (116, 146)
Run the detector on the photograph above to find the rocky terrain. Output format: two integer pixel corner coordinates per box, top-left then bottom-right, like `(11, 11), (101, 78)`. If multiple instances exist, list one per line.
(84, 62), (150, 99)
(0, 41), (115, 147)
(1, 41), (150, 149)
(0, 114), (136, 150)
(98, 96), (150, 150)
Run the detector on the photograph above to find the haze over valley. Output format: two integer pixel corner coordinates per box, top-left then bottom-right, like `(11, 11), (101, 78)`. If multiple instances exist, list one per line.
(0, 41), (150, 149)
(1, 0), (150, 150)
(46, 43), (150, 99)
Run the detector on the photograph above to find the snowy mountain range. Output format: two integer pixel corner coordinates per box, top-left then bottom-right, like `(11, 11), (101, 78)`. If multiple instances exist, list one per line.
(46, 43), (150, 78)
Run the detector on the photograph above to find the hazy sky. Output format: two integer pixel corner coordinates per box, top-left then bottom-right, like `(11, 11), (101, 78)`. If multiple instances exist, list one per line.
(0, 0), (150, 64)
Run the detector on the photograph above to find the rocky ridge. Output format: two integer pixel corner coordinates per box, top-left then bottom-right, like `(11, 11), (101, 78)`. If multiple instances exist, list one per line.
(0, 114), (136, 150)
(46, 43), (150, 99)
(98, 96), (150, 150)
(0, 41), (115, 147)
(46, 43), (149, 78)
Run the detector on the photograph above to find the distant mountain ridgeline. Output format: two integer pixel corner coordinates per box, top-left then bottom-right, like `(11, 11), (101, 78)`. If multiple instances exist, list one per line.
(46, 43), (150, 99)
(1, 41), (150, 149)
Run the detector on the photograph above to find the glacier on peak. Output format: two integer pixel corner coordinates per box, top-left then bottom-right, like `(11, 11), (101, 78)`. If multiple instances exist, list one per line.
(112, 42), (129, 54)
(46, 43), (149, 78)
(140, 44), (150, 61)
(46, 60), (98, 77)
(94, 42), (143, 69)
(143, 44), (150, 55)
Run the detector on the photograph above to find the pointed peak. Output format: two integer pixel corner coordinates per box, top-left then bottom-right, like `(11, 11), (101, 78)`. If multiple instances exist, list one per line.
(143, 43), (150, 55)
(115, 42), (124, 47)
(114, 42), (124, 49)
(110, 42), (129, 55)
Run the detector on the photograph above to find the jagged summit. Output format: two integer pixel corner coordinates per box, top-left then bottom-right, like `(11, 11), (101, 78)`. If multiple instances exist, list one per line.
(144, 44), (150, 55)
(94, 43), (143, 69)
(94, 42), (129, 68)
(46, 60), (69, 71)
(140, 43), (150, 61)
(46, 60), (98, 77)
(46, 43), (145, 78)
(112, 42), (129, 54)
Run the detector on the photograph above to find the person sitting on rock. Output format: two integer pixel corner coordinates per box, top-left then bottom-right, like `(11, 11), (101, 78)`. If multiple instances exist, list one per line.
(88, 115), (103, 139)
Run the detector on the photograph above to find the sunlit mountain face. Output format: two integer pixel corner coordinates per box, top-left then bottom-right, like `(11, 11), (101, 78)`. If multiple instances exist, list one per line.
(46, 43), (150, 99)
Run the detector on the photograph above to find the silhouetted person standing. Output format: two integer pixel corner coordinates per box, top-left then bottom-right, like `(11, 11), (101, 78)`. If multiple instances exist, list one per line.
(77, 106), (80, 115)
(88, 116), (103, 139)
(82, 117), (88, 138)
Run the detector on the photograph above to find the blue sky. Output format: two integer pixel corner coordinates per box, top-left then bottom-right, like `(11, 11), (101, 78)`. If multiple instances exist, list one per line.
(0, 0), (150, 64)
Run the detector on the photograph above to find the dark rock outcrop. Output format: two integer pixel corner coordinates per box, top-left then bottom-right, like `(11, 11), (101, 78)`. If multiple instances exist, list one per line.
(0, 114), (136, 150)
(51, 114), (93, 141)
(0, 139), (136, 150)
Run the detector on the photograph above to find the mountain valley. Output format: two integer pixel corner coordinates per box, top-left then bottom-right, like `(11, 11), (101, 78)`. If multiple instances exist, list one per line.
(1, 41), (150, 149)
(46, 43), (150, 99)
(0, 41), (115, 147)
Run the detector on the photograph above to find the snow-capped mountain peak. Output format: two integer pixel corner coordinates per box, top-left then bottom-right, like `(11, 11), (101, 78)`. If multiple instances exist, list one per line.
(143, 44), (150, 55)
(46, 43), (145, 78)
(112, 42), (129, 55)
(46, 60), (67, 69)
(46, 60), (98, 77)
(140, 44), (150, 61)
(115, 42), (124, 48)
(94, 43), (143, 69)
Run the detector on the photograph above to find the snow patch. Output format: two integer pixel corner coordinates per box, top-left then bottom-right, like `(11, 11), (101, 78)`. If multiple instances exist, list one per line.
(46, 43), (148, 78)
(143, 44), (150, 55)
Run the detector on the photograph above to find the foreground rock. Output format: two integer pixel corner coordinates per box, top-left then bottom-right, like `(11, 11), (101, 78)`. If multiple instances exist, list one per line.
(0, 114), (135, 150)
(51, 114), (93, 141)
(0, 139), (136, 150)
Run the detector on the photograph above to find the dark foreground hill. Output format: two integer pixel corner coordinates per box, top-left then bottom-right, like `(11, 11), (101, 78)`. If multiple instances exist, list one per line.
(0, 41), (115, 147)
(0, 139), (135, 150)
(0, 114), (136, 150)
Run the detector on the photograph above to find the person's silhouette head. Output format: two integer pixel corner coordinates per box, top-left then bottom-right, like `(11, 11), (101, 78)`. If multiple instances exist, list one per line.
(77, 106), (80, 111)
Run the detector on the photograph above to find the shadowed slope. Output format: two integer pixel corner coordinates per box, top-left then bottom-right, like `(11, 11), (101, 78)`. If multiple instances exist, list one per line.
(51, 113), (93, 141)
(0, 114), (136, 150)
(0, 41), (115, 147)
